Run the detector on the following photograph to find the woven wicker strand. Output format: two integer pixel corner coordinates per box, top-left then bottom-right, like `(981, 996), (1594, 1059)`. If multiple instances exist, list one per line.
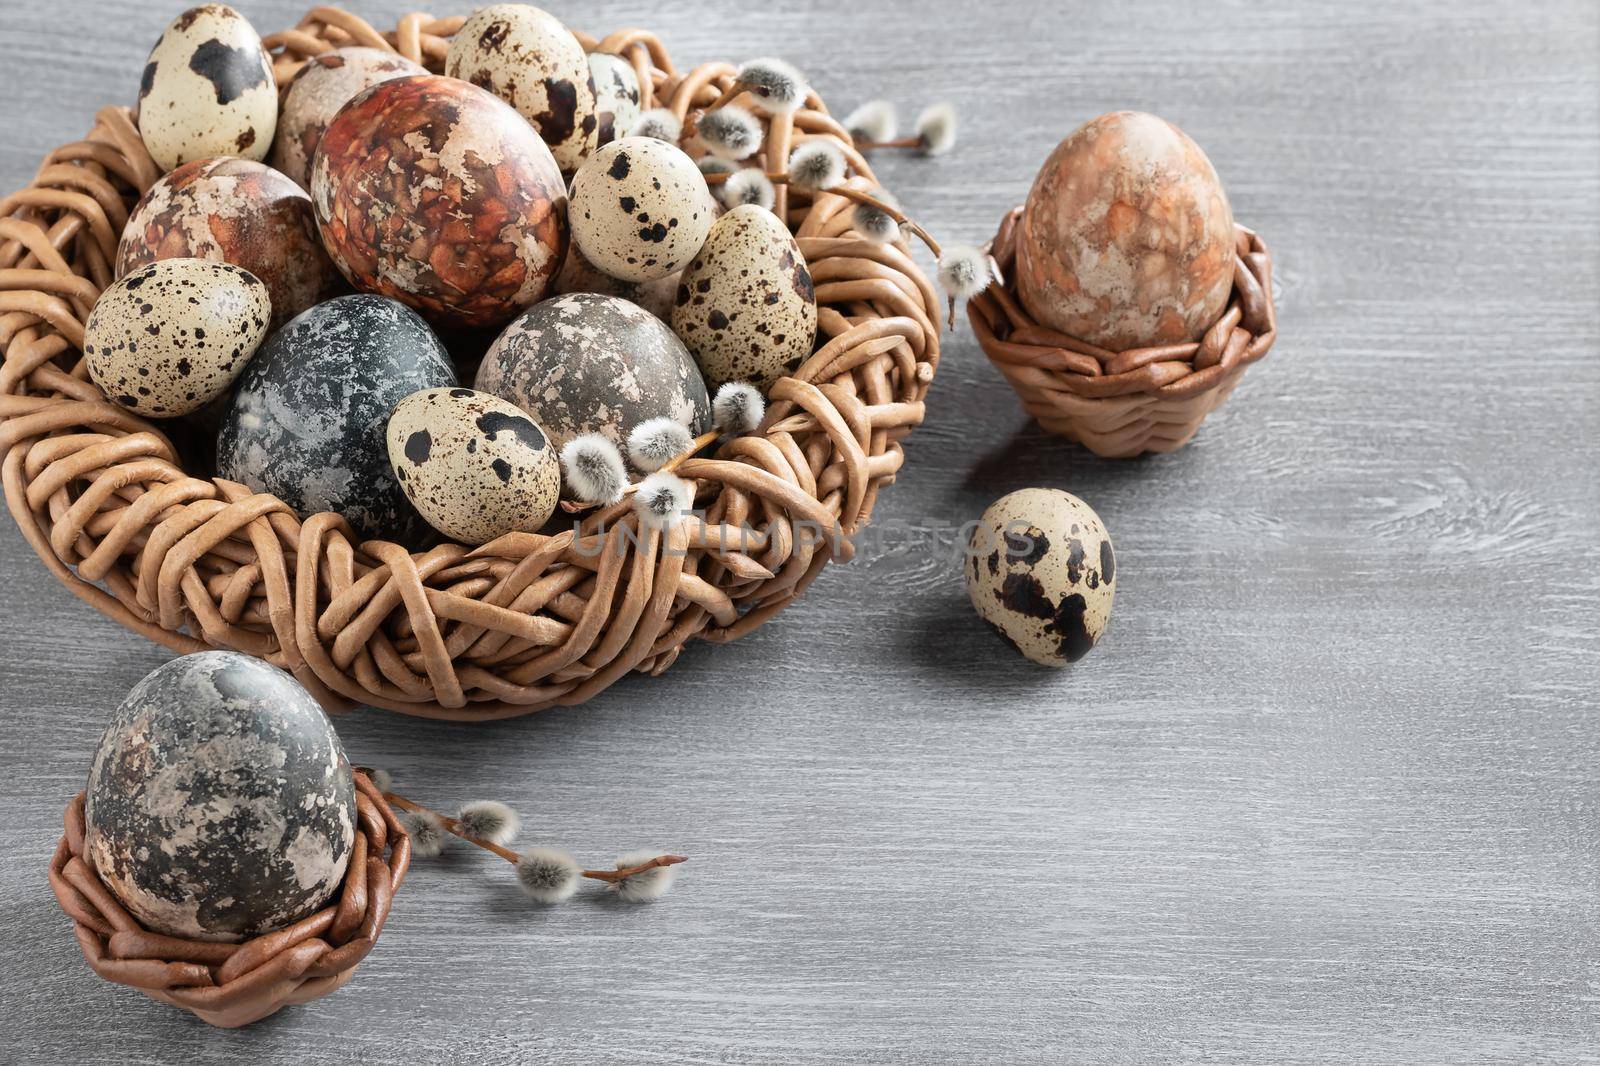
(48, 771), (409, 1027)
(969, 206), (1277, 458)
(0, 9), (941, 719)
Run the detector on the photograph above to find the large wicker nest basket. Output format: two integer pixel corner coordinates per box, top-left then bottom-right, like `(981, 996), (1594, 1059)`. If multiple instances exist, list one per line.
(49, 771), (409, 1027)
(0, 9), (940, 719)
(969, 206), (1277, 458)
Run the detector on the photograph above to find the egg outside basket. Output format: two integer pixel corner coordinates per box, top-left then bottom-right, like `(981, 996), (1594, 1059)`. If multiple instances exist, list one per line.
(47, 772), (408, 1028)
(0, 9), (941, 719)
(968, 206), (1277, 458)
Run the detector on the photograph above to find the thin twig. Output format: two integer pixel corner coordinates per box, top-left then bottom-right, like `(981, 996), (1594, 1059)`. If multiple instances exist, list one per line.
(705, 171), (942, 258)
(582, 855), (689, 883)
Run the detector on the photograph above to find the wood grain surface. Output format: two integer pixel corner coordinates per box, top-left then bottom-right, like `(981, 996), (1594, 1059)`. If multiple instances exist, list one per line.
(2, 1), (1597, 1062)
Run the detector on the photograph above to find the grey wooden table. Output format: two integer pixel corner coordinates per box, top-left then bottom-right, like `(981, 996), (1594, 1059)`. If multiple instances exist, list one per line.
(2, 1), (1597, 1062)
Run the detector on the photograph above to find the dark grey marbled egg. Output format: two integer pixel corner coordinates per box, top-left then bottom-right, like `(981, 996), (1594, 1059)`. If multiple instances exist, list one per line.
(217, 294), (457, 541)
(386, 387), (560, 545)
(965, 488), (1116, 667)
(137, 4), (277, 172)
(84, 652), (356, 942)
(83, 258), (270, 418)
(475, 292), (710, 453)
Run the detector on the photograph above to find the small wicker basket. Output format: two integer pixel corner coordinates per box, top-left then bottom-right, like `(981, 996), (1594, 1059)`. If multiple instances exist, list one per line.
(48, 771), (408, 1028)
(968, 206), (1277, 458)
(0, 8), (941, 719)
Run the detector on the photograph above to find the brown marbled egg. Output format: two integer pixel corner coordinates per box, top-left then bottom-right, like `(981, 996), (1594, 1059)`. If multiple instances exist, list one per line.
(966, 488), (1115, 667)
(670, 204), (817, 389)
(445, 4), (598, 172)
(116, 157), (339, 329)
(387, 387), (560, 545)
(569, 137), (717, 283)
(84, 258), (270, 418)
(268, 46), (425, 189)
(311, 75), (568, 331)
(475, 293), (710, 452)
(553, 246), (679, 320)
(1015, 111), (1235, 351)
(136, 4), (276, 172)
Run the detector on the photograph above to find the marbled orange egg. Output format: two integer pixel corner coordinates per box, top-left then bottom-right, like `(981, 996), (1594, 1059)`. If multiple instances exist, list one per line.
(311, 74), (568, 330)
(1015, 111), (1235, 351)
(116, 157), (339, 329)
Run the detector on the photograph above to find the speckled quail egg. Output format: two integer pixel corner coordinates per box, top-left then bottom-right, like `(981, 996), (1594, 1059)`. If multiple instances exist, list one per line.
(117, 157), (340, 329)
(553, 246), (679, 320)
(268, 46), (425, 189)
(387, 387), (561, 545)
(589, 52), (642, 145)
(568, 137), (717, 283)
(670, 204), (817, 389)
(136, 4), (277, 172)
(966, 488), (1116, 667)
(475, 292), (710, 452)
(217, 294), (458, 542)
(311, 74), (568, 330)
(85, 651), (355, 942)
(445, 4), (598, 172)
(84, 258), (270, 418)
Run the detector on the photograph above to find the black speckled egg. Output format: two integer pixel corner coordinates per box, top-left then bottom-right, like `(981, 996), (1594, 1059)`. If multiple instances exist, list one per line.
(589, 52), (641, 145)
(216, 294), (457, 541)
(444, 4), (598, 172)
(568, 138), (717, 283)
(136, 4), (276, 172)
(84, 258), (270, 418)
(966, 488), (1116, 667)
(387, 387), (561, 545)
(84, 652), (355, 943)
(475, 292), (710, 452)
(671, 204), (818, 389)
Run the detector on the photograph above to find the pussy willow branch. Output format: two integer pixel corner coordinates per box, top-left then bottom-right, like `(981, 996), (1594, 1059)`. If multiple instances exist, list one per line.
(383, 791), (687, 881)
(385, 791), (519, 861)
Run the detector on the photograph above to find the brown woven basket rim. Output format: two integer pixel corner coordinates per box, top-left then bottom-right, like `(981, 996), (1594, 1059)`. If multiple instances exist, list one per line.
(969, 204), (1277, 400)
(0, 8), (942, 720)
(48, 770), (409, 1027)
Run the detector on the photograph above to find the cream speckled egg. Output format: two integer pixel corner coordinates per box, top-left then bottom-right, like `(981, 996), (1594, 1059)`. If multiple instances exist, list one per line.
(445, 4), (598, 172)
(589, 52), (642, 145)
(137, 4), (276, 172)
(966, 488), (1116, 667)
(475, 293), (711, 452)
(569, 137), (717, 283)
(84, 258), (270, 418)
(387, 387), (561, 545)
(268, 46), (425, 189)
(670, 204), (817, 389)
